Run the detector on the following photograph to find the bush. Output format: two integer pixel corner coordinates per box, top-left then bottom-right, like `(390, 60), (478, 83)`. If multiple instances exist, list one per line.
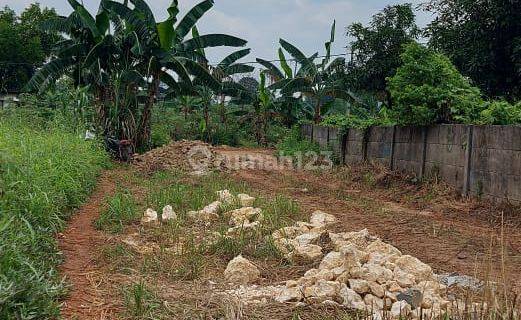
(478, 101), (521, 125)
(387, 42), (484, 125)
(276, 126), (320, 157)
(0, 113), (108, 319)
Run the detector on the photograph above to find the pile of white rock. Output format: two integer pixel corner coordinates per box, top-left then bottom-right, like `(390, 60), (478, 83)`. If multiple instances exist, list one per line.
(223, 211), (479, 319)
(143, 190), (262, 238)
(141, 205), (177, 224)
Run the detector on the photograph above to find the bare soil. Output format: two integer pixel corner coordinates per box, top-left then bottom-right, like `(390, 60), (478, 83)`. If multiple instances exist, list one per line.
(57, 146), (521, 319)
(58, 169), (126, 319)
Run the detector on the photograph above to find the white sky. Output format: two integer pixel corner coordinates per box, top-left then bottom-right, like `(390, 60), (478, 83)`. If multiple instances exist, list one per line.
(1, 0), (434, 65)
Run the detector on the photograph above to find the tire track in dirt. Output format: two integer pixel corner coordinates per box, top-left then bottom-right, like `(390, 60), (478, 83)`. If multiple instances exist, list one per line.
(58, 169), (122, 320)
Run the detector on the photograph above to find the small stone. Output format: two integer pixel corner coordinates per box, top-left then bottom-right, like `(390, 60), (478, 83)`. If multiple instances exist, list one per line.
(349, 279), (370, 294)
(227, 221), (261, 236)
(295, 232), (322, 246)
(162, 205), (176, 221)
(369, 281), (385, 298)
(364, 263), (393, 284)
(286, 280), (299, 288)
(202, 201), (222, 215)
(339, 285), (366, 310)
(309, 210), (337, 227)
(394, 268), (416, 288)
(386, 281), (403, 293)
(288, 244), (323, 265)
(228, 207), (262, 226)
(364, 294), (384, 310)
(217, 189), (235, 204)
(395, 255), (433, 282)
(273, 238), (298, 255)
(272, 225), (309, 240)
(397, 289), (423, 309)
(275, 286), (302, 303)
(339, 244), (366, 269)
(315, 269), (335, 281)
(319, 251), (343, 270)
(142, 208), (158, 224)
(366, 239), (402, 257)
(304, 280), (341, 302)
(391, 301), (412, 318)
(224, 255), (260, 284)
(237, 193), (256, 207)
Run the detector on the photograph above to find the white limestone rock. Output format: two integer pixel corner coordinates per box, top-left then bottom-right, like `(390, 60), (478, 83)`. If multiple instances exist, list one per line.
(228, 207), (262, 226)
(237, 193), (256, 207)
(309, 210), (337, 227)
(319, 251), (344, 270)
(288, 244), (323, 265)
(394, 255), (433, 283)
(390, 301), (412, 318)
(339, 284), (366, 310)
(161, 205), (177, 221)
(141, 208), (158, 224)
(217, 189), (235, 204)
(224, 255), (260, 284)
(349, 279), (370, 294)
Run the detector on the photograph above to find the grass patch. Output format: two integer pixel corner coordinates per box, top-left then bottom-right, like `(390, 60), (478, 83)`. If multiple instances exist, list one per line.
(96, 189), (138, 234)
(0, 114), (108, 319)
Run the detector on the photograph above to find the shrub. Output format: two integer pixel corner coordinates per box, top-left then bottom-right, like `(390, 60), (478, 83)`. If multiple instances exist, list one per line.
(276, 126), (320, 157)
(0, 113), (108, 319)
(478, 101), (521, 125)
(387, 42), (484, 125)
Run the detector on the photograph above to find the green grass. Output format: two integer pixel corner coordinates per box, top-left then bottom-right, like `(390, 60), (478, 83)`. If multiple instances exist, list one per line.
(96, 189), (138, 234)
(0, 114), (108, 319)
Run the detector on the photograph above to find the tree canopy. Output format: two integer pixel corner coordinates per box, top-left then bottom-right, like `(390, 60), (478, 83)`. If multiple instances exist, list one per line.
(346, 4), (419, 99)
(425, 0), (521, 100)
(0, 5), (61, 94)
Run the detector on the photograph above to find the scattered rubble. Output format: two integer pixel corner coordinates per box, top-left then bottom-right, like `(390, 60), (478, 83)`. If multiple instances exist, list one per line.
(218, 209), (482, 319)
(139, 186), (486, 319)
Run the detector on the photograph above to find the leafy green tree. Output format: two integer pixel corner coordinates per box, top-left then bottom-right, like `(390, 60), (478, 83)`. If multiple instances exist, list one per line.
(0, 5), (59, 94)
(28, 0), (248, 151)
(346, 4), (419, 103)
(387, 42), (484, 125)
(425, 0), (521, 100)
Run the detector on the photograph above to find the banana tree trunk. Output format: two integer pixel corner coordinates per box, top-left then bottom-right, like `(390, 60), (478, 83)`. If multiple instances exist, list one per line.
(137, 72), (160, 150)
(314, 99), (322, 124)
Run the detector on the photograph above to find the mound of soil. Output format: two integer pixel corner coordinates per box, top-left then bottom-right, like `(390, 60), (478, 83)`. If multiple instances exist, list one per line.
(133, 140), (222, 174)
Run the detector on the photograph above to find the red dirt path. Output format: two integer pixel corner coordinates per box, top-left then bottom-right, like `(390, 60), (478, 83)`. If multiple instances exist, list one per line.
(58, 170), (121, 320)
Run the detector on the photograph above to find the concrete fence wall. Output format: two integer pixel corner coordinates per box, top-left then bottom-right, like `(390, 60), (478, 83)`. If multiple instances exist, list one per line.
(301, 124), (521, 204)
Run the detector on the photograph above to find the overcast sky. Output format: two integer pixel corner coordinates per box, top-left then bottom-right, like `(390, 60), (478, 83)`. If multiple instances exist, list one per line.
(2, 0), (434, 65)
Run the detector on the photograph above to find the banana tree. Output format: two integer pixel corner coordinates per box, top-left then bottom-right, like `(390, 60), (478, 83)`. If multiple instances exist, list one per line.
(175, 95), (201, 120)
(103, 0), (248, 149)
(210, 48), (254, 123)
(27, 0), (249, 151)
(275, 21), (357, 124)
(225, 72), (275, 146)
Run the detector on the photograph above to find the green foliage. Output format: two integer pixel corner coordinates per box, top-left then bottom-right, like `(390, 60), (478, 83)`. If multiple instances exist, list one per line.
(387, 42), (484, 125)
(0, 4), (60, 93)
(346, 4), (419, 96)
(0, 112), (108, 319)
(478, 101), (521, 125)
(425, 0), (521, 100)
(276, 126), (320, 157)
(96, 190), (138, 234)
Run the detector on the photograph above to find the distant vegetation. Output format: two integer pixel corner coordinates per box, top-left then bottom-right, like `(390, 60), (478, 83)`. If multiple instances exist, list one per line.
(0, 0), (520, 318)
